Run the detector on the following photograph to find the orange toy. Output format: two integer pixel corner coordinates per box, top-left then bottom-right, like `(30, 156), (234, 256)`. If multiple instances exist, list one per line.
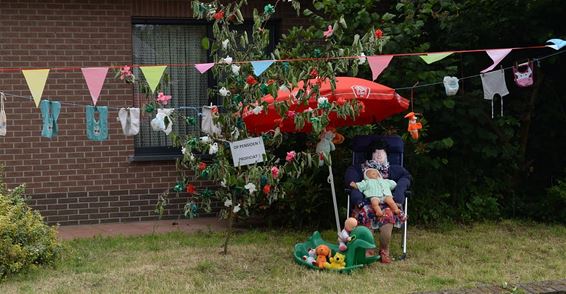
(314, 244), (331, 269)
(404, 112), (422, 140)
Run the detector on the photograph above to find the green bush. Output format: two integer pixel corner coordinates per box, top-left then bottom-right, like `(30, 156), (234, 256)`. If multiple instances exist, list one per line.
(0, 182), (62, 279)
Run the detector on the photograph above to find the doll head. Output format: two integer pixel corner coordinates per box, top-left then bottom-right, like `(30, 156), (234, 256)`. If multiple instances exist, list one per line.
(344, 217), (358, 232)
(364, 168), (381, 180)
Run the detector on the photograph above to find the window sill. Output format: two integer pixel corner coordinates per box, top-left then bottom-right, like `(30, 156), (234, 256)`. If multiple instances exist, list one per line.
(128, 154), (182, 162)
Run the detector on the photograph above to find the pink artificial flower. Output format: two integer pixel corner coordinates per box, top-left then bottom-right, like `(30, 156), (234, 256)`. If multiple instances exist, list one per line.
(271, 166), (279, 178)
(323, 25), (334, 39)
(287, 110), (296, 119)
(120, 65), (132, 80)
(157, 92), (172, 105)
(286, 151), (296, 162)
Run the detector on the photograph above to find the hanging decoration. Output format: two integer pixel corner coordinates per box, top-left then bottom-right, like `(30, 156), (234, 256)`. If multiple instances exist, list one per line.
(512, 61), (534, 87)
(81, 67), (109, 105)
(251, 60), (275, 76)
(39, 100), (61, 139)
(22, 69), (50, 107)
(419, 52), (453, 64)
(195, 63), (215, 74)
(404, 112), (422, 140)
(480, 69), (509, 118)
(481, 49), (513, 73)
(117, 107), (140, 136)
(85, 105), (109, 141)
(546, 38), (566, 50)
(443, 76), (459, 96)
(139, 65), (167, 93)
(367, 55), (393, 81)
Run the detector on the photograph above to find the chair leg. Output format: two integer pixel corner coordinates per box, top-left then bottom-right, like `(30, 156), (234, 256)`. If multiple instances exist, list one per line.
(399, 198), (408, 260)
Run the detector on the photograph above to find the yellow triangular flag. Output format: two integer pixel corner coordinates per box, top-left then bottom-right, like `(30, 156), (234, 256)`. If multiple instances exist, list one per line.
(140, 65), (167, 94)
(22, 69), (50, 107)
(419, 52), (453, 64)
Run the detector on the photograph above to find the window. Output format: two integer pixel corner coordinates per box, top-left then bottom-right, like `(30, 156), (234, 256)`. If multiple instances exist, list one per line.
(130, 19), (279, 161)
(131, 22), (210, 160)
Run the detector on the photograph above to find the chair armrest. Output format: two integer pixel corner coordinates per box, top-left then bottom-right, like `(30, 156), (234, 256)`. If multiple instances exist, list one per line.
(404, 189), (412, 198)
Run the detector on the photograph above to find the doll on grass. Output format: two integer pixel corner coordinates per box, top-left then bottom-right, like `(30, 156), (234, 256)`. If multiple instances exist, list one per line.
(350, 168), (399, 218)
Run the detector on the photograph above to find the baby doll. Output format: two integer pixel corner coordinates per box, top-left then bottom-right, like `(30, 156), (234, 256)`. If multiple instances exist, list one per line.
(350, 168), (399, 218)
(338, 217), (358, 251)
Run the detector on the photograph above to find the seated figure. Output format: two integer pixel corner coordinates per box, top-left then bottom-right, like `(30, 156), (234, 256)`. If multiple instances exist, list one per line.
(344, 139), (411, 263)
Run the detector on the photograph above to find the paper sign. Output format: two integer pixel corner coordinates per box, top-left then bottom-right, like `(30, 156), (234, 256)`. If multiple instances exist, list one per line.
(229, 137), (266, 167)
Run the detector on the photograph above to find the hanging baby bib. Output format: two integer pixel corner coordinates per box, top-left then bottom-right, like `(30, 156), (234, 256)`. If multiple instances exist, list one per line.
(117, 107), (140, 136)
(150, 108), (174, 135)
(513, 61), (534, 87)
(0, 93), (6, 136)
(86, 105), (108, 141)
(39, 99), (61, 138)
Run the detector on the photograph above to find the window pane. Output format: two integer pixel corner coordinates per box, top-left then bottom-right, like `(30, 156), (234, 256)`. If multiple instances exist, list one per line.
(132, 24), (209, 150)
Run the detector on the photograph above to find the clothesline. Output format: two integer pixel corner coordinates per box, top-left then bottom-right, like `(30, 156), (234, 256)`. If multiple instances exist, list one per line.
(1, 47), (564, 112)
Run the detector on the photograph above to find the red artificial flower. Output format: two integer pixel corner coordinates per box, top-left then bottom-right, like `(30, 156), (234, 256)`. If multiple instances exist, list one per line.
(198, 162), (207, 171)
(213, 10), (225, 20)
(310, 68), (318, 78)
(186, 184), (196, 194)
(286, 110), (296, 119)
(246, 75), (257, 85)
(374, 29), (383, 39)
(263, 184), (271, 194)
(337, 97), (346, 106)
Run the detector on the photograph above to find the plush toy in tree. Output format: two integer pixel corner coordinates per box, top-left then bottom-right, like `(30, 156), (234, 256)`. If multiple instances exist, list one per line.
(315, 130), (336, 166)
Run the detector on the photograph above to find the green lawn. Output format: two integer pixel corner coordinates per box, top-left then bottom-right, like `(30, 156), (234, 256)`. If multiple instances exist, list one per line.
(1, 220), (565, 293)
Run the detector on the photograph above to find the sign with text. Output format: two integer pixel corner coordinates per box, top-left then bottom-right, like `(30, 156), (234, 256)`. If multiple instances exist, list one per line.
(229, 137), (266, 167)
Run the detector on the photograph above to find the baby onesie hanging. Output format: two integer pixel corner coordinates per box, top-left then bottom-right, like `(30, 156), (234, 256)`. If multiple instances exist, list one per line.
(86, 105), (108, 141)
(480, 69), (509, 118)
(0, 92), (6, 136)
(443, 76), (459, 96)
(117, 107), (140, 136)
(39, 99), (61, 138)
(150, 108), (174, 135)
(201, 105), (222, 136)
(513, 61), (534, 87)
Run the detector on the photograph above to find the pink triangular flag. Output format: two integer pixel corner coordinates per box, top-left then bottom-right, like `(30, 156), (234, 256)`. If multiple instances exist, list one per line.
(194, 63), (215, 74)
(81, 67), (109, 105)
(367, 55), (393, 80)
(481, 49), (512, 73)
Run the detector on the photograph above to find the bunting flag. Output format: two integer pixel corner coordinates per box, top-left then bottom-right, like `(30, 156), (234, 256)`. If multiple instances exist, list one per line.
(22, 69), (50, 107)
(367, 55), (393, 81)
(140, 65), (167, 93)
(251, 60), (274, 76)
(419, 52), (453, 64)
(81, 67), (109, 105)
(481, 49), (512, 73)
(195, 63), (215, 74)
(546, 38), (566, 50)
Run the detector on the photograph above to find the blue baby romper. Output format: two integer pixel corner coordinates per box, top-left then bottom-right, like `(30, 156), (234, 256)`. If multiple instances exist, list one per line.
(40, 99), (61, 138)
(85, 105), (108, 141)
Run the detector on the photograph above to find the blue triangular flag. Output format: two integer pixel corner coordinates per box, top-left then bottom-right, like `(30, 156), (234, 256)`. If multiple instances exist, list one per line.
(546, 38), (566, 50)
(251, 60), (274, 76)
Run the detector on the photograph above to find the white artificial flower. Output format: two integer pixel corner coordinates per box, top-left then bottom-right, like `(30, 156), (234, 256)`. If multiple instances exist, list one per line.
(200, 136), (211, 143)
(224, 199), (232, 207)
(244, 183), (257, 194)
(222, 56), (233, 65)
(338, 49), (344, 56)
(231, 127), (240, 140)
(318, 96), (329, 107)
(219, 87), (231, 97)
(222, 39), (229, 50)
(279, 85), (290, 93)
(221, 179), (227, 188)
(358, 53), (366, 65)
(252, 105), (263, 115)
(209, 142), (218, 155)
(231, 64), (240, 75)
(233, 204), (241, 213)
(181, 146), (187, 155)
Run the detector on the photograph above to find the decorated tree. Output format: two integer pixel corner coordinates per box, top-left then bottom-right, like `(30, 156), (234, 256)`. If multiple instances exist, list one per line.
(141, 0), (387, 254)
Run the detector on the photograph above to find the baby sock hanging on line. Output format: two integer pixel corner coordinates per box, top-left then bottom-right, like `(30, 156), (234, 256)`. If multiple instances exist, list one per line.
(0, 92), (6, 136)
(480, 69), (509, 118)
(40, 99), (61, 138)
(443, 76), (459, 96)
(117, 107), (140, 136)
(86, 105), (108, 141)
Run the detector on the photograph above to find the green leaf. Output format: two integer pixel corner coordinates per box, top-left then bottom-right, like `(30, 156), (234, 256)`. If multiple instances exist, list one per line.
(443, 99), (456, 109)
(201, 37), (210, 50)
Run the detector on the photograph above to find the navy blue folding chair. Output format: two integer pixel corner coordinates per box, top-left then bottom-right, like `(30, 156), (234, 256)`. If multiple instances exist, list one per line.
(344, 135), (411, 260)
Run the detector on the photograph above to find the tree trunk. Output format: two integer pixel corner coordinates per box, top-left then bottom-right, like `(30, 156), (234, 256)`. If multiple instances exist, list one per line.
(222, 211), (234, 255)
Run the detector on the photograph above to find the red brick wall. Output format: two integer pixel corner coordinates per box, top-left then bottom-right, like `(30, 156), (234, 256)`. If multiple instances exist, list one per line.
(0, 0), (307, 225)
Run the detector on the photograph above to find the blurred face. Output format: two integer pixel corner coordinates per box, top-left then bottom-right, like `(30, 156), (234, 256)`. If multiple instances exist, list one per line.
(372, 149), (387, 163)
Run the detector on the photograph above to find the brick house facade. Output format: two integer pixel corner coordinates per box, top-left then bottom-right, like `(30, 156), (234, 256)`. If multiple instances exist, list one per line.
(0, 0), (308, 225)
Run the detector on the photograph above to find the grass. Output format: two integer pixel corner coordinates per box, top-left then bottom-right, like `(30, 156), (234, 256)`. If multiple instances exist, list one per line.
(1, 220), (565, 293)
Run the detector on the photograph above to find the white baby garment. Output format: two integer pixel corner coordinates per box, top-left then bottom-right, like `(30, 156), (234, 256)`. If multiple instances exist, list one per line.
(151, 108), (174, 135)
(201, 105), (222, 136)
(443, 76), (459, 96)
(0, 93), (6, 136)
(480, 69), (509, 118)
(117, 107), (140, 136)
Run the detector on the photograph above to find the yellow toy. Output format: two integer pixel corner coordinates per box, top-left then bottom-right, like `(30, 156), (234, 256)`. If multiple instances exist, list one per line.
(324, 252), (346, 270)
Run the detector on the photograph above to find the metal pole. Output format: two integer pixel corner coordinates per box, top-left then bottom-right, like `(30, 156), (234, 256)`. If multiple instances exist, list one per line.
(327, 165), (341, 234)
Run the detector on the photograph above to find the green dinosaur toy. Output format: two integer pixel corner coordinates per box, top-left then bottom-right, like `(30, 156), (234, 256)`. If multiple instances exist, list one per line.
(293, 226), (379, 273)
